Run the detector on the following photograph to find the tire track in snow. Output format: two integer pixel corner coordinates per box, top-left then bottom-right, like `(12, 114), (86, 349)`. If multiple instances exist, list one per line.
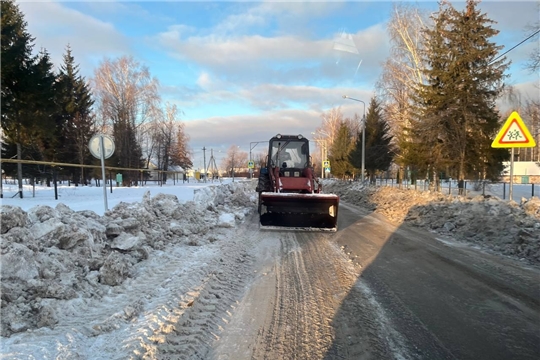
(249, 232), (355, 359)
(124, 217), (265, 359)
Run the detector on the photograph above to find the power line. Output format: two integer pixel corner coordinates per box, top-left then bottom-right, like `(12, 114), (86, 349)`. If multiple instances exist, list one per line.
(489, 29), (540, 65)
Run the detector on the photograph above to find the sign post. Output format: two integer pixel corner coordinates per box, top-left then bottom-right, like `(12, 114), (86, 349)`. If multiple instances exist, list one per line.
(89, 134), (115, 212)
(323, 160), (330, 177)
(491, 111), (536, 201)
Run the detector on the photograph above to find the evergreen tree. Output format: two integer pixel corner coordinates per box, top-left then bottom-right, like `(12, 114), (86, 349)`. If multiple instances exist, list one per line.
(1, 0), (56, 195)
(170, 123), (193, 170)
(415, 0), (510, 181)
(33, 48), (61, 162)
(56, 45), (95, 184)
(349, 97), (394, 182)
(328, 121), (354, 178)
(1, 1), (34, 131)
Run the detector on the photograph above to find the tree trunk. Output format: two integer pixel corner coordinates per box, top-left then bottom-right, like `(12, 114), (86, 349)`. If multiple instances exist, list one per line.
(17, 142), (23, 198)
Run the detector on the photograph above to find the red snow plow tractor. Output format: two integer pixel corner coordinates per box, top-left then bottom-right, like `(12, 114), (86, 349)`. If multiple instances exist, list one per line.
(255, 134), (339, 231)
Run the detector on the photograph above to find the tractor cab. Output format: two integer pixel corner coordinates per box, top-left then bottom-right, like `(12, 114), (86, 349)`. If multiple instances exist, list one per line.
(256, 134), (339, 231)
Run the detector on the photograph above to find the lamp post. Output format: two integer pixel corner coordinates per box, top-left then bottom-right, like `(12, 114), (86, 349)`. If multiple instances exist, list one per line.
(343, 95), (366, 183)
(249, 141), (268, 179)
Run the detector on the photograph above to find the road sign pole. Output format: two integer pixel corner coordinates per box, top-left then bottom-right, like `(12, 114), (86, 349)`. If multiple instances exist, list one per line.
(100, 135), (108, 212)
(509, 147), (514, 201)
(490, 111), (536, 202)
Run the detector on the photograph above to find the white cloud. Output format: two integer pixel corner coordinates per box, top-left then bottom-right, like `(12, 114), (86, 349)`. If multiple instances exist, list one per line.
(154, 24), (389, 87)
(185, 108), (323, 153)
(180, 82), (373, 159)
(196, 72), (211, 90)
(211, 1), (345, 36)
(18, 1), (131, 77)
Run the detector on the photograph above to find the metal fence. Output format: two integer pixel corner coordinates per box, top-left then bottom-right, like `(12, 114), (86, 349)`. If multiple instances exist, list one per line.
(374, 178), (538, 200)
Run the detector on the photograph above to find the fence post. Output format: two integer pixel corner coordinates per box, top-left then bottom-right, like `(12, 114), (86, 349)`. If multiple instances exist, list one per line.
(53, 167), (58, 200)
(449, 181), (452, 195)
(109, 171), (113, 193)
(482, 181), (485, 196)
(532, 183), (535, 198)
(503, 182), (506, 199)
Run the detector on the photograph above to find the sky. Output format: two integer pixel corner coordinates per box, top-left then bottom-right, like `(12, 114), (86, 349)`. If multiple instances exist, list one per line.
(17, 0), (540, 170)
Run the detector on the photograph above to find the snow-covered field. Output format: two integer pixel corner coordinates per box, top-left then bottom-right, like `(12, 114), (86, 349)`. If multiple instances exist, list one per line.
(1, 178), (231, 216)
(375, 179), (538, 200)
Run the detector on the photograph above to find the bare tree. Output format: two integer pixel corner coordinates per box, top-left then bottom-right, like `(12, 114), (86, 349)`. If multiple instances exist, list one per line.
(510, 98), (540, 163)
(377, 4), (430, 136)
(313, 107), (360, 165)
(524, 3), (540, 75)
(155, 103), (188, 182)
(221, 145), (248, 177)
(376, 3), (431, 181)
(496, 86), (539, 163)
(314, 107), (343, 145)
(92, 55), (160, 184)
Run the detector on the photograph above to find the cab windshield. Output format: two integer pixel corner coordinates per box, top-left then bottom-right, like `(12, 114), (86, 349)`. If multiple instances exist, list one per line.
(270, 140), (307, 168)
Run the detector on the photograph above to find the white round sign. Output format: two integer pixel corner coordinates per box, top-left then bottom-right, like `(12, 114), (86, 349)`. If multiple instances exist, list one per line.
(89, 134), (115, 159)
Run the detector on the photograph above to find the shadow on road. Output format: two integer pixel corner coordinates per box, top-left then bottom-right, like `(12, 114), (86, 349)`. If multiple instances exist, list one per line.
(323, 201), (540, 360)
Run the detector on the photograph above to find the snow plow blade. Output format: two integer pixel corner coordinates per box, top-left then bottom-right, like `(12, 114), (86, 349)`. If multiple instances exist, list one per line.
(259, 192), (339, 231)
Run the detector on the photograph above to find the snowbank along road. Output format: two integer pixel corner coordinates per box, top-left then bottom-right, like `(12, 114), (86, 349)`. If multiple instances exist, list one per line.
(1, 180), (539, 359)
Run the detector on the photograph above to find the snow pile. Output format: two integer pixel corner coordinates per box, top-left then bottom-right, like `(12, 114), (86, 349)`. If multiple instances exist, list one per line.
(0, 181), (257, 337)
(323, 180), (540, 263)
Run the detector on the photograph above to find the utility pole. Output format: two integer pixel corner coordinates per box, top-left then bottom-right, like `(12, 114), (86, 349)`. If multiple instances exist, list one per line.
(207, 149), (219, 182)
(202, 146), (207, 183)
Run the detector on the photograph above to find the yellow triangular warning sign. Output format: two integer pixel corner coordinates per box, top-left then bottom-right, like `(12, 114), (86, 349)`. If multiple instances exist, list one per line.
(491, 111), (537, 148)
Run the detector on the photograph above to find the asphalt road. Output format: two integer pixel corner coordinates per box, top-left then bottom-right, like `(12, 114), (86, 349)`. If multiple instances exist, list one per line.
(332, 202), (540, 360)
(209, 202), (540, 359)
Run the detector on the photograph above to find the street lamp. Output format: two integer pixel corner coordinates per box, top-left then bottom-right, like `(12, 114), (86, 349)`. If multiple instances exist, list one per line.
(343, 95), (366, 183)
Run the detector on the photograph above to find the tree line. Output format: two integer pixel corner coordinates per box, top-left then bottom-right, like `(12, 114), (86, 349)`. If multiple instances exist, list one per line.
(316, 0), (539, 183)
(1, 0), (192, 198)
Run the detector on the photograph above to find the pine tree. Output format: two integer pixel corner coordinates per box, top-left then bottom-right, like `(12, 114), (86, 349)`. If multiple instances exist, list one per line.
(56, 45), (95, 184)
(416, 0), (510, 181)
(1, 0), (56, 196)
(349, 97), (394, 182)
(33, 49), (61, 162)
(170, 123), (193, 170)
(328, 122), (354, 178)
(1, 1), (34, 128)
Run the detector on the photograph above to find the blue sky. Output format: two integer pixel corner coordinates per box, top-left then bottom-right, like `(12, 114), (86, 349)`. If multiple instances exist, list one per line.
(19, 1), (539, 170)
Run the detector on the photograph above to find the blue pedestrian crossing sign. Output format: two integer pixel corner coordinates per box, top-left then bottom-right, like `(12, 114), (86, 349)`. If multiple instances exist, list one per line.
(248, 161), (255, 169)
